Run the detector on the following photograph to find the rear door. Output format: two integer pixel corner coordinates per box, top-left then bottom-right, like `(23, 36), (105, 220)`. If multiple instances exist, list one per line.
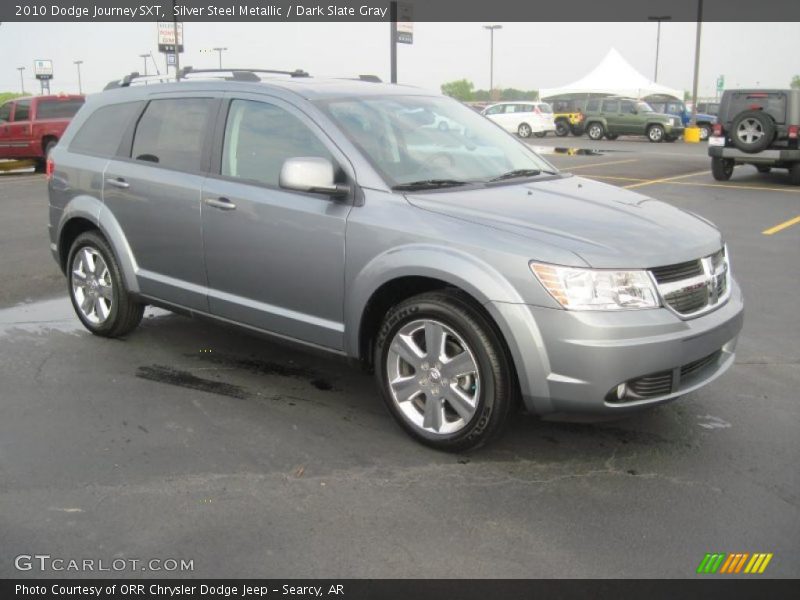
(103, 94), (220, 311)
(200, 94), (352, 349)
(3, 99), (33, 157)
(0, 102), (13, 158)
(602, 99), (621, 132)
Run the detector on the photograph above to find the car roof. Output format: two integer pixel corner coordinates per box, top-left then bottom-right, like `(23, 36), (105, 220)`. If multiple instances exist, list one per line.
(5, 94), (84, 103)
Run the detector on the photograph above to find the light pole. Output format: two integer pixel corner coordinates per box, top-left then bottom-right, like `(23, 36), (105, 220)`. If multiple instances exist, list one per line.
(213, 47), (227, 69)
(647, 15), (671, 82)
(689, 0), (703, 127)
(74, 60), (83, 94)
(139, 53), (149, 76)
(17, 66), (25, 94)
(483, 25), (502, 95)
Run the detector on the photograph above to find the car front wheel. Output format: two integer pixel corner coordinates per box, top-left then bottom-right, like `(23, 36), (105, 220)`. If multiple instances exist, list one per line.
(517, 123), (532, 138)
(586, 123), (605, 140)
(67, 231), (144, 337)
(374, 291), (515, 451)
(648, 124), (665, 143)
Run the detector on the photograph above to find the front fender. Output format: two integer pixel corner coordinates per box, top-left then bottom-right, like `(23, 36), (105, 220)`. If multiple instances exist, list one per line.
(344, 243), (526, 358)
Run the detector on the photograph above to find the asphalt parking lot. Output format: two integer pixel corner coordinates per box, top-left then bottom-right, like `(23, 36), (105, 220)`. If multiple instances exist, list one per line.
(0, 139), (798, 578)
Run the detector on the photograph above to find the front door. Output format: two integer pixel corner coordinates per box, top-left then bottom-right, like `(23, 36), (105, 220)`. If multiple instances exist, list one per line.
(201, 95), (352, 350)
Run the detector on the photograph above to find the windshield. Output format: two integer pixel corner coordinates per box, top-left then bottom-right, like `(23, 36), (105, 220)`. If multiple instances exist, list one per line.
(636, 102), (654, 113)
(316, 95), (556, 188)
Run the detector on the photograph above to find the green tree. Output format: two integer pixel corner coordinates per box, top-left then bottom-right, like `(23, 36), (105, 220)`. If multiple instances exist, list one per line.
(440, 79), (475, 102)
(0, 92), (24, 105)
(791, 75), (800, 89)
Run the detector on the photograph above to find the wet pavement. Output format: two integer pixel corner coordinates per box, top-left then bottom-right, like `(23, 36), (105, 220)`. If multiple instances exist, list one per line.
(0, 140), (798, 578)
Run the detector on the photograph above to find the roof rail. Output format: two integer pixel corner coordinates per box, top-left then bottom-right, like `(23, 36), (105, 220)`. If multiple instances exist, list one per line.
(103, 72), (175, 90)
(177, 66), (310, 80)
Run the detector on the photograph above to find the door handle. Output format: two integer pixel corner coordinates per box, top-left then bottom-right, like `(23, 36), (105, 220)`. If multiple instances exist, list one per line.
(204, 197), (237, 211)
(105, 177), (130, 189)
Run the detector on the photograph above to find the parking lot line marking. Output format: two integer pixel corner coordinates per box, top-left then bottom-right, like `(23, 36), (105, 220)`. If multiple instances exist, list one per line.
(668, 181), (800, 194)
(623, 170), (709, 189)
(762, 215), (800, 235)
(563, 158), (639, 170)
(584, 175), (649, 182)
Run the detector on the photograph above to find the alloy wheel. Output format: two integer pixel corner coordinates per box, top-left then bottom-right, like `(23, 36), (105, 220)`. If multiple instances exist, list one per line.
(736, 118), (764, 145)
(71, 246), (113, 325)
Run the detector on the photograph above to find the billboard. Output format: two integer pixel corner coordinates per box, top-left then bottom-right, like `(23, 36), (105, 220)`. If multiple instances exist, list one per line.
(396, 3), (413, 44)
(33, 59), (53, 80)
(157, 22), (184, 53)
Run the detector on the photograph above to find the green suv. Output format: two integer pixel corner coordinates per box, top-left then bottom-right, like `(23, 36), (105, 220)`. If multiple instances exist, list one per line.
(583, 97), (684, 142)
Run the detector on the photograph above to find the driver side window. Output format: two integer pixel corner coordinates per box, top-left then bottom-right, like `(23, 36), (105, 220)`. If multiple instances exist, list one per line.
(0, 102), (11, 122)
(222, 100), (334, 188)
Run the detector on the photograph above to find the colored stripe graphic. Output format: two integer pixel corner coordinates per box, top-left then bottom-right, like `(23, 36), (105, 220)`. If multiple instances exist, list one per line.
(734, 553), (750, 573)
(699, 552), (772, 574)
(698, 553), (726, 574)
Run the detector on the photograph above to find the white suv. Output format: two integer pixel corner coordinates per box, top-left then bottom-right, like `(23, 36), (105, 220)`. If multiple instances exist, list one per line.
(482, 101), (556, 138)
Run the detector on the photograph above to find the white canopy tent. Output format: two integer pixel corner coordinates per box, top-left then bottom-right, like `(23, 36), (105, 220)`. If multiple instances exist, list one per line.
(540, 48), (683, 101)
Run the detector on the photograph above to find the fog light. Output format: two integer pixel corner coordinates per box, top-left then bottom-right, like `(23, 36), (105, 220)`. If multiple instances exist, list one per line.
(616, 383), (627, 400)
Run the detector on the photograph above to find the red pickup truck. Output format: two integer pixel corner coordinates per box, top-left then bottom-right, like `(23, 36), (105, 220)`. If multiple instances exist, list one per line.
(0, 94), (85, 169)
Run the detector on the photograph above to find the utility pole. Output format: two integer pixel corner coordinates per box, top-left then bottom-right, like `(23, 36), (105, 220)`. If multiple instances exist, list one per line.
(213, 47), (227, 69)
(74, 60), (83, 94)
(17, 66), (25, 94)
(690, 0), (703, 127)
(647, 15), (671, 82)
(483, 25), (502, 95)
(172, 0), (180, 80)
(389, 1), (397, 83)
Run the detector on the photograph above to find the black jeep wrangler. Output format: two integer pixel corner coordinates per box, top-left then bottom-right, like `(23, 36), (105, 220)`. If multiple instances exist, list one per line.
(708, 89), (800, 185)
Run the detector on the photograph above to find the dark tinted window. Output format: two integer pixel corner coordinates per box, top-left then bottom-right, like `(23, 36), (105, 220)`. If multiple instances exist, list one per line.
(71, 101), (144, 157)
(586, 99), (600, 112)
(222, 99), (332, 187)
(0, 102), (10, 122)
(603, 100), (619, 113)
(13, 99), (32, 121)
(620, 100), (636, 114)
(36, 98), (84, 119)
(131, 98), (215, 171)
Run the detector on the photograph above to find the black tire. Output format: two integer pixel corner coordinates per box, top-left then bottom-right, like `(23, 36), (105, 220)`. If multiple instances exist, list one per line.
(555, 120), (570, 137)
(517, 123), (532, 138)
(586, 122), (605, 141)
(699, 124), (712, 141)
(756, 165), (771, 174)
(570, 124), (585, 136)
(67, 231), (144, 338)
(647, 124), (665, 143)
(731, 110), (775, 153)
(374, 290), (515, 452)
(35, 139), (57, 172)
(605, 133), (619, 140)
(711, 157), (734, 181)
(533, 131), (547, 138)
(790, 163), (800, 186)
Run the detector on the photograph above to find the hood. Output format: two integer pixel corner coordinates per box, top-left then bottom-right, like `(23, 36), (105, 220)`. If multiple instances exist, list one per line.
(405, 175), (722, 269)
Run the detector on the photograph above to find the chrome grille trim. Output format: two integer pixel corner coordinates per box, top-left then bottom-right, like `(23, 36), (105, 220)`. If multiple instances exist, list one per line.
(650, 247), (731, 319)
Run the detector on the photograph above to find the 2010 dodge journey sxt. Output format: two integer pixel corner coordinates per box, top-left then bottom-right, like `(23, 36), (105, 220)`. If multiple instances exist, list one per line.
(47, 69), (744, 451)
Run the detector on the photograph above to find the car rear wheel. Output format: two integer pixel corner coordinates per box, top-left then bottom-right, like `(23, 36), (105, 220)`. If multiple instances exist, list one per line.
(533, 131), (547, 138)
(647, 124), (665, 143)
(586, 122), (604, 140)
(790, 163), (800, 186)
(711, 157), (734, 181)
(555, 120), (570, 137)
(67, 231), (144, 338)
(605, 133), (619, 140)
(731, 110), (775, 153)
(374, 290), (515, 451)
(517, 123), (532, 138)
(699, 124), (712, 141)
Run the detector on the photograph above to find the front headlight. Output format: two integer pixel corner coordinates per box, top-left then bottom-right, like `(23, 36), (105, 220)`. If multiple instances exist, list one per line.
(530, 262), (660, 310)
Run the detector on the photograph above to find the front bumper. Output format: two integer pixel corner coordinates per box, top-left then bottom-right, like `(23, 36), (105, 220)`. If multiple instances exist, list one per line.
(486, 279), (744, 420)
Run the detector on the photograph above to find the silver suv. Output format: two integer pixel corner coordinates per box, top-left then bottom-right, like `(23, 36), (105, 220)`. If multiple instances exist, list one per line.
(47, 69), (744, 451)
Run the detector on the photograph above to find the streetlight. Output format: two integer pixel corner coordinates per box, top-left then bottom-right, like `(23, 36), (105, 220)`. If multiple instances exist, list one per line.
(647, 15), (671, 82)
(16, 66), (25, 94)
(138, 53), (150, 76)
(73, 60), (83, 94)
(213, 47), (227, 69)
(482, 25), (502, 95)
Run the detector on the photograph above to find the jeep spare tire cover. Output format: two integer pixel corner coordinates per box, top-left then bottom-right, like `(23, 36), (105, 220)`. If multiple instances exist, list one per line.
(731, 110), (775, 153)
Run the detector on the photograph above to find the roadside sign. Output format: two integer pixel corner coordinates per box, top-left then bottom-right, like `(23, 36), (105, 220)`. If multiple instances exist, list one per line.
(157, 22), (184, 53)
(716, 75), (725, 91)
(33, 59), (53, 80)
(396, 2), (413, 44)
(167, 53), (176, 66)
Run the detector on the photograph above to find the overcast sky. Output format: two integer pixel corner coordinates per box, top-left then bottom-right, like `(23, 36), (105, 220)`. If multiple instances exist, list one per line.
(1, 21), (798, 98)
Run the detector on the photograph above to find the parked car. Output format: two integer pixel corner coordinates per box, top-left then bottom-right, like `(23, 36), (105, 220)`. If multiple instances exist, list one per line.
(582, 96), (684, 142)
(0, 94), (85, 168)
(643, 95), (716, 141)
(48, 70), (743, 451)
(697, 101), (720, 117)
(548, 98), (586, 136)
(482, 101), (557, 138)
(708, 89), (800, 185)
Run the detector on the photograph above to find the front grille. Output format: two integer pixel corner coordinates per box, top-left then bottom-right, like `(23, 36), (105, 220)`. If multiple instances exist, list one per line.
(650, 249), (729, 317)
(607, 350), (724, 403)
(651, 259), (703, 283)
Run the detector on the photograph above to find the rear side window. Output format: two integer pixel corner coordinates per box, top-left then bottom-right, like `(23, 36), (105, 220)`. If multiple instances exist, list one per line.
(70, 101), (144, 157)
(131, 98), (215, 172)
(221, 99), (333, 187)
(603, 100), (619, 113)
(13, 99), (31, 121)
(36, 98), (84, 119)
(0, 102), (11, 122)
(538, 103), (553, 114)
(585, 99), (600, 112)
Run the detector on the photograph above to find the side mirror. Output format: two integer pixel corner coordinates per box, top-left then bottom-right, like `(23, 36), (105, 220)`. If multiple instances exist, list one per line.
(279, 157), (349, 197)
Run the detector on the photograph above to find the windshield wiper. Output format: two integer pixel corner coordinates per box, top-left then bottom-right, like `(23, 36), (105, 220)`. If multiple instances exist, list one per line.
(488, 168), (545, 182)
(392, 179), (471, 191)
